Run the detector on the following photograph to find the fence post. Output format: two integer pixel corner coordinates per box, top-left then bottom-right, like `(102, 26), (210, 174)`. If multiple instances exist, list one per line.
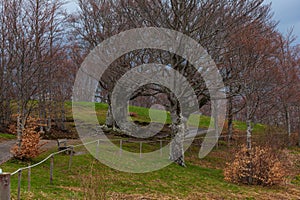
(50, 156), (54, 184)
(28, 166), (31, 192)
(96, 140), (100, 159)
(0, 173), (10, 200)
(119, 140), (122, 156)
(17, 170), (22, 200)
(160, 140), (163, 157)
(140, 142), (143, 158)
(69, 147), (74, 171)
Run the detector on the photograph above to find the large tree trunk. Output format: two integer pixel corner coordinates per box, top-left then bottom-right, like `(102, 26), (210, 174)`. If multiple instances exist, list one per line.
(106, 102), (115, 128)
(169, 110), (186, 167)
(105, 93), (117, 129)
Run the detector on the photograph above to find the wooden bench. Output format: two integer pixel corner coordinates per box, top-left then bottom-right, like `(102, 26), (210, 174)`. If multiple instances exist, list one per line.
(57, 139), (74, 154)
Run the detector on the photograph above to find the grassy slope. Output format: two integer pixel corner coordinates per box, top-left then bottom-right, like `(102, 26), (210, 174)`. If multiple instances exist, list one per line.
(0, 133), (16, 141)
(69, 101), (266, 132)
(1, 102), (299, 199)
(1, 144), (299, 199)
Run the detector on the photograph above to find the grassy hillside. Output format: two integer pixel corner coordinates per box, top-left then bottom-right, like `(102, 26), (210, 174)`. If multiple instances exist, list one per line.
(2, 102), (298, 199)
(1, 143), (299, 199)
(68, 101), (266, 133)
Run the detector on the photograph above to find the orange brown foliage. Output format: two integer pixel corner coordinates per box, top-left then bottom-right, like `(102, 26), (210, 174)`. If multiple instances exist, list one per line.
(11, 117), (42, 160)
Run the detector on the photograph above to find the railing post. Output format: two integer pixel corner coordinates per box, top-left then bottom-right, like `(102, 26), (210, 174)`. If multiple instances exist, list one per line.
(0, 173), (11, 200)
(140, 142), (142, 158)
(69, 147), (74, 171)
(28, 166), (31, 192)
(96, 140), (100, 159)
(160, 140), (163, 157)
(119, 140), (122, 156)
(50, 156), (54, 184)
(17, 170), (22, 200)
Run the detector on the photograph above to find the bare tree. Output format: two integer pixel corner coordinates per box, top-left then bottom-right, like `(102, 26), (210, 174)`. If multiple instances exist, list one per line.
(71, 0), (281, 165)
(0, 0), (67, 148)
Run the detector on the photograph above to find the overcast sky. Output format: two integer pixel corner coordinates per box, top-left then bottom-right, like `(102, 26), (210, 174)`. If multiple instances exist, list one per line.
(64, 0), (300, 45)
(265, 0), (300, 44)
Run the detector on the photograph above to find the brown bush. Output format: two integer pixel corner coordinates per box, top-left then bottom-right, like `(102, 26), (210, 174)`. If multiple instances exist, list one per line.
(11, 117), (42, 160)
(224, 145), (288, 186)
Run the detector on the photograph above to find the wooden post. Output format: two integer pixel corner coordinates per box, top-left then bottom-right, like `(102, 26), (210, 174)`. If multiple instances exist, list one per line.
(28, 167), (31, 192)
(69, 147), (73, 171)
(119, 140), (122, 156)
(160, 140), (163, 157)
(96, 140), (100, 159)
(0, 173), (10, 200)
(140, 142), (142, 158)
(50, 156), (54, 184)
(17, 170), (22, 200)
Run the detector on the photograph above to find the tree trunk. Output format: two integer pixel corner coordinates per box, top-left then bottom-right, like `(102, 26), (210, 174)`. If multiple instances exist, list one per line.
(105, 102), (115, 128)
(60, 101), (66, 131)
(285, 105), (291, 146)
(105, 93), (117, 129)
(54, 101), (59, 127)
(169, 110), (186, 167)
(213, 100), (219, 148)
(297, 106), (300, 147)
(46, 116), (51, 132)
(246, 119), (252, 149)
(17, 114), (22, 150)
(246, 117), (253, 184)
(227, 96), (233, 143)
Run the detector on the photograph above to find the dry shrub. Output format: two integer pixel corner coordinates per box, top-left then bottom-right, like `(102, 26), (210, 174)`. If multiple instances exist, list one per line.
(224, 145), (288, 186)
(11, 117), (42, 160)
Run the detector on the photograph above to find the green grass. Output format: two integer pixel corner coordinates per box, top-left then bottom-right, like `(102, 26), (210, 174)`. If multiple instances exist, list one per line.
(0, 133), (16, 140)
(1, 144), (296, 200)
(8, 100), (267, 134)
(233, 121), (266, 133)
(71, 102), (212, 128)
(292, 175), (300, 186)
(0, 102), (297, 199)
(70, 102), (252, 131)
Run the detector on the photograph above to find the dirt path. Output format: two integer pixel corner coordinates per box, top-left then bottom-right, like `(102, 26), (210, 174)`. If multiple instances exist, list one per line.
(0, 139), (82, 165)
(0, 140), (16, 164)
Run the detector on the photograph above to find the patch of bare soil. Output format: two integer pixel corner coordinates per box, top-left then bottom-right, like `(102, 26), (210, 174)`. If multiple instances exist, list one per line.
(109, 192), (177, 200)
(39, 139), (81, 153)
(41, 126), (79, 140)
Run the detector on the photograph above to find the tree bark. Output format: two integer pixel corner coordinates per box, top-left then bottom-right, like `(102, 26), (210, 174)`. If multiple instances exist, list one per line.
(246, 119), (252, 149)
(213, 100), (219, 148)
(60, 101), (66, 131)
(227, 96), (233, 143)
(105, 102), (115, 128)
(169, 109), (186, 167)
(285, 105), (291, 146)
